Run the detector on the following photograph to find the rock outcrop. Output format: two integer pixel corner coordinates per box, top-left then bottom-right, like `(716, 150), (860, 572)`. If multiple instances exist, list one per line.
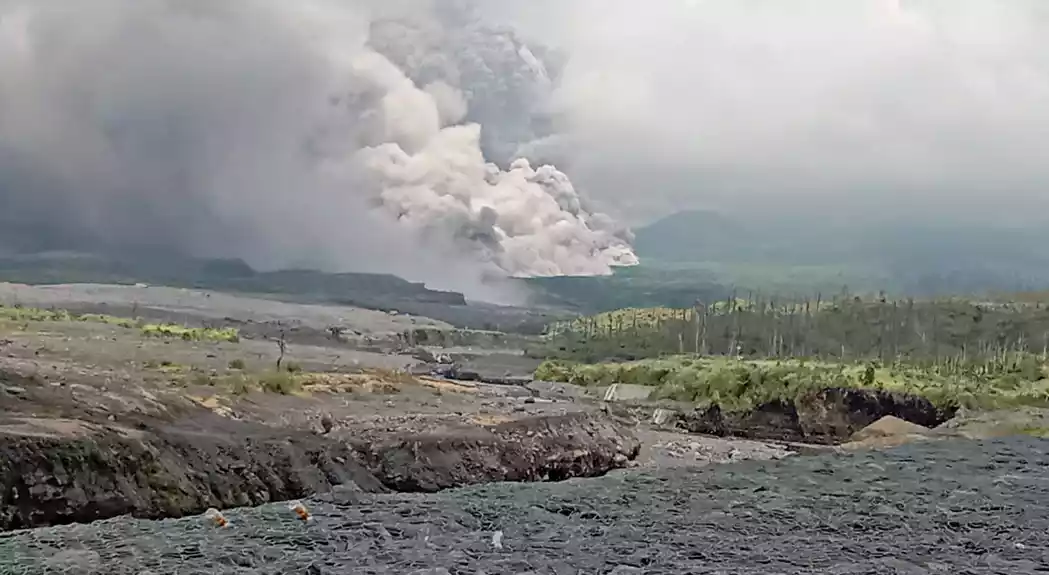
(678, 388), (955, 445)
(355, 412), (641, 492)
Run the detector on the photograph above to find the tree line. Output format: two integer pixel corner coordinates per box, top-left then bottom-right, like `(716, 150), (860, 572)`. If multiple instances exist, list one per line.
(535, 289), (1049, 377)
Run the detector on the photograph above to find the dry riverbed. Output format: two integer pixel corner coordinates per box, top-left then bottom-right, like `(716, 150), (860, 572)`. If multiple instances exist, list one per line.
(0, 283), (797, 531)
(3, 283), (1048, 574)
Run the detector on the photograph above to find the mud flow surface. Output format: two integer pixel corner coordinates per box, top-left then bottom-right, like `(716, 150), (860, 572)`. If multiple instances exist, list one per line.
(3, 437), (1047, 575)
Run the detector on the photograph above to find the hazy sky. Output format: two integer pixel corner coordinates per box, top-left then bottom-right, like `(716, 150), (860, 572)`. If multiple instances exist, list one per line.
(1, 0), (1047, 301)
(504, 0), (1049, 223)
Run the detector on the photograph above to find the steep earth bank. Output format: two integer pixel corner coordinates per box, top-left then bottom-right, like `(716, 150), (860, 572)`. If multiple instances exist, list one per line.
(355, 412), (639, 492)
(595, 384), (956, 445)
(0, 410), (638, 531)
(677, 387), (956, 444)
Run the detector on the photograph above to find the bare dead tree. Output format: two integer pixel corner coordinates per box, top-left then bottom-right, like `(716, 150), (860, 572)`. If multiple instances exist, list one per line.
(693, 300), (703, 355)
(275, 326), (287, 371)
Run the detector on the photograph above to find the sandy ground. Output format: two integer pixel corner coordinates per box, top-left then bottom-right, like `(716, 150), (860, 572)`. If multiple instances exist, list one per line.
(0, 282), (794, 468)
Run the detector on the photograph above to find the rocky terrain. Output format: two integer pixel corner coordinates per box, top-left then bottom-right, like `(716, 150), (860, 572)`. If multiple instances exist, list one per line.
(0, 282), (793, 534)
(4, 281), (1045, 574)
(4, 437), (1048, 574)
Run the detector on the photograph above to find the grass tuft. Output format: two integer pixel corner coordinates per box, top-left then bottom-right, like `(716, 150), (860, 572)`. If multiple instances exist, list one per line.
(140, 323), (240, 343)
(0, 305), (239, 343)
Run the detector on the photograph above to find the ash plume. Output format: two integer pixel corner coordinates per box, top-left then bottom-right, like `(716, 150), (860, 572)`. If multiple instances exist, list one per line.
(0, 0), (637, 302)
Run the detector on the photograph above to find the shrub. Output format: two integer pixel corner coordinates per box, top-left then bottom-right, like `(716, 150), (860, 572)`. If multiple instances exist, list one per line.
(535, 355), (1049, 413)
(259, 371), (300, 395)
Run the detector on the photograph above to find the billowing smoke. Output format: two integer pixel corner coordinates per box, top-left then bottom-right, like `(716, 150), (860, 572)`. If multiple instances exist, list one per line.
(365, 0), (565, 165)
(0, 0), (637, 301)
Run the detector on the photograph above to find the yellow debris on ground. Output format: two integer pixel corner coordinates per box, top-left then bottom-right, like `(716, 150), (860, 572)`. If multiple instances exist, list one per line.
(203, 508), (229, 528)
(840, 416), (936, 450)
(297, 370), (476, 395)
(186, 395), (235, 417)
(288, 500), (312, 522)
(416, 376), (478, 394)
(471, 414), (515, 426)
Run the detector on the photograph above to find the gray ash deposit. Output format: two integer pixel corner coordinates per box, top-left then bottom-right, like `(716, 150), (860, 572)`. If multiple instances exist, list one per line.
(3, 437), (1048, 574)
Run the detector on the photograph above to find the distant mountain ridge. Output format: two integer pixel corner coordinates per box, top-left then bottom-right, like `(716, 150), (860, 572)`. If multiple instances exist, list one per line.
(632, 209), (1049, 295)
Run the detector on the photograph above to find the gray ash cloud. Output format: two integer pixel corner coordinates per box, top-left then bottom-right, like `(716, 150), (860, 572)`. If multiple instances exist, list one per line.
(0, 0), (636, 301)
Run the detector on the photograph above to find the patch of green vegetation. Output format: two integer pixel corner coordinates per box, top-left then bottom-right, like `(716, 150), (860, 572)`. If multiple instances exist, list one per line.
(535, 296), (1049, 367)
(0, 304), (239, 344)
(535, 356), (1049, 413)
(76, 313), (137, 328)
(227, 358), (246, 370)
(140, 323), (240, 343)
(0, 305), (75, 323)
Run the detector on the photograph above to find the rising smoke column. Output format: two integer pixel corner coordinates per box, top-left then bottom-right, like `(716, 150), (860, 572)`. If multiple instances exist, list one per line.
(0, 0), (637, 292)
(314, 11), (638, 277)
(365, 0), (563, 165)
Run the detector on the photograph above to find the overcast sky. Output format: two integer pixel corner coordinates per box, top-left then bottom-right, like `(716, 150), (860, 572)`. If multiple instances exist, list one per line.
(498, 0), (1049, 224)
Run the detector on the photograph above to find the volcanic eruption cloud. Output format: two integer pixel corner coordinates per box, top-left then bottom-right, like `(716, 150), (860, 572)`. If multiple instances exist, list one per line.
(0, 0), (638, 301)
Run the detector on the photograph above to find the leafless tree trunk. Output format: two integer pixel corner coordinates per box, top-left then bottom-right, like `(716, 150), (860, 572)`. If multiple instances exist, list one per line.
(275, 327), (287, 371)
